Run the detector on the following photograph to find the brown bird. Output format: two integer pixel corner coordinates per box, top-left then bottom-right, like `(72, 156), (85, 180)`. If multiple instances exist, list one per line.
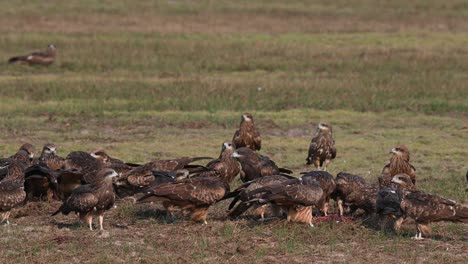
(0, 160), (27, 225)
(333, 172), (378, 216)
(202, 142), (240, 184)
(246, 176), (324, 226)
(137, 175), (230, 224)
(226, 174), (296, 220)
(231, 147), (292, 182)
(379, 145), (416, 188)
(90, 149), (139, 175)
(232, 113), (261, 151)
(8, 44), (56, 66)
(51, 169), (119, 230)
(300, 170), (336, 216)
(306, 122), (336, 171)
(0, 143), (36, 168)
(117, 156), (211, 189)
(37, 143), (65, 171)
(377, 174), (468, 240)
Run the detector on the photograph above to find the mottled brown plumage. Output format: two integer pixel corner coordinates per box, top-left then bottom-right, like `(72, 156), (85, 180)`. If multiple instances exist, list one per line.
(231, 147), (291, 182)
(227, 174), (295, 220)
(89, 149), (139, 175)
(333, 172), (378, 216)
(246, 176), (324, 226)
(38, 143), (65, 171)
(0, 143), (36, 169)
(0, 160), (27, 224)
(300, 170), (336, 216)
(51, 169), (118, 230)
(306, 122), (336, 171)
(117, 156), (212, 190)
(232, 113), (261, 151)
(377, 174), (468, 239)
(8, 44), (56, 66)
(202, 142), (240, 184)
(137, 176), (230, 224)
(379, 145), (416, 188)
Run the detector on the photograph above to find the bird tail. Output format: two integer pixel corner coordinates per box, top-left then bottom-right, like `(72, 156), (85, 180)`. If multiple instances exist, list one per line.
(8, 56), (25, 64)
(278, 168), (293, 174)
(51, 204), (71, 216)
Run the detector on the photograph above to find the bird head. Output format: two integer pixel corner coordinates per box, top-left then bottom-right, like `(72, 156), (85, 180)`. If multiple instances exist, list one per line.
(90, 149), (109, 162)
(42, 143), (57, 155)
(389, 145), (410, 161)
(101, 169), (119, 180)
(242, 113), (253, 122)
(230, 147), (253, 159)
(20, 143), (35, 159)
(222, 141), (236, 152)
(48, 44), (56, 50)
(317, 122), (332, 133)
(391, 174), (414, 189)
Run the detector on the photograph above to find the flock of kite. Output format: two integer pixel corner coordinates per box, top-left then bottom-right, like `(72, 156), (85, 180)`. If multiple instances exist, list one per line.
(2, 45), (467, 240)
(0, 112), (466, 240)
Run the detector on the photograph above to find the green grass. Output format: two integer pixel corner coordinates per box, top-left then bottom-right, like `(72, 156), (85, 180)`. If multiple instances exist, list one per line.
(0, 1), (467, 263)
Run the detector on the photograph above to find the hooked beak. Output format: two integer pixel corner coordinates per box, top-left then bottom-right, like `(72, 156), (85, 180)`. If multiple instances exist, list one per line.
(389, 148), (397, 154)
(391, 176), (403, 184)
(29, 153), (35, 159)
(231, 152), (242, 158)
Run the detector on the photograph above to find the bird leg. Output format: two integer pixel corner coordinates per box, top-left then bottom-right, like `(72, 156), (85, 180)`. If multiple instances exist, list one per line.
(393, 217), (404, 234)
(323, 202), (329, 216)
(191, 206), (209, 225)
(411, 224), (425, 240)
(80, 212), (93, 230)
(0, 212), (11, 225)
(337, 199), (344, 217)
(99, 214), (104, 231)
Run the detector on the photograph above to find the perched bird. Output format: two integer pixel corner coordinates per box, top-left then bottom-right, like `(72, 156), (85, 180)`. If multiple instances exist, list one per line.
(51, 169), (119, 230)
(379, 145), (416, 188)
(226, 174), (296, 220)
(137, 175), (230, 224)
(0, 160), (27, 225)
(300, 170), (336, 216)
(0, 143), (36, 167)
(246, 176), (324, 226)
(200, 142), (240, 184)
(333, 172), (378, 216)
(37, 143), (65, 170)
(90, 149), (139, 175)
(377, 174), (468, 240)
(232, 113), (261, 151)
(231, 147), (292, 182)
(8, 44), (57, 66)
(306, 122), (336, 171)
(115, 156), (212, 196)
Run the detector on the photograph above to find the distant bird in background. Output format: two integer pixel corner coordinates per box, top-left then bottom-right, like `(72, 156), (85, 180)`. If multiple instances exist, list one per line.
(8, 44), (57, 66)
(378, 145), (416, 188)
(232, 113), (261, 151)
(306, 122), (336, 171)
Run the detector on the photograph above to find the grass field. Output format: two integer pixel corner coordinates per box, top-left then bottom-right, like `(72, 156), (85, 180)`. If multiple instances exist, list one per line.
(0, 1), (467, 263)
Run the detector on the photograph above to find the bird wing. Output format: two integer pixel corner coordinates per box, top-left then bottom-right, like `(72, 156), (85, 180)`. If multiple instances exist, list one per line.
(65, 185), (99, 212)
(253, 132), (262, 151)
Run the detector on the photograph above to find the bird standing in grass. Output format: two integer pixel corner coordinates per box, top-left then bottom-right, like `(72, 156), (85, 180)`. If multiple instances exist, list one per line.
(306, 122), (336, 171)
(232, 113), (262, 151)
(377, 174), (468, 240)
(378, 145), (416, 188)
(51, 169), (119, 230)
